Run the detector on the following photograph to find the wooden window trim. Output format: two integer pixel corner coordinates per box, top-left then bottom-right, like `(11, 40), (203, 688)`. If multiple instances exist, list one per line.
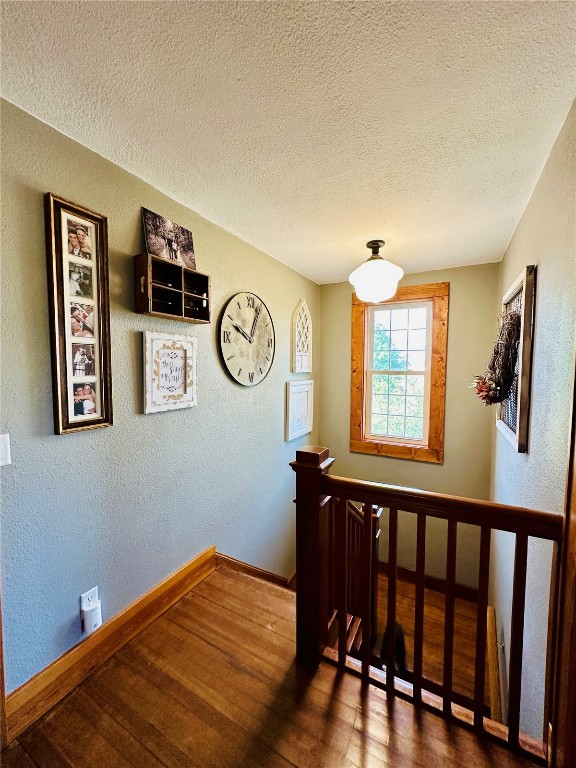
(350, 282), (449, 464)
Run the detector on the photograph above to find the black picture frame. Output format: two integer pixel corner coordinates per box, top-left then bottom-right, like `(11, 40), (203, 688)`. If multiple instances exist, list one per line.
(496, 265), (536, 452)
(45, 193), (113, 434)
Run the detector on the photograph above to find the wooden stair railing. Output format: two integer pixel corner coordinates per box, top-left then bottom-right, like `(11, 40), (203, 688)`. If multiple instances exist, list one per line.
(291, 446), (563, 760)
(327, 499), (381, 666)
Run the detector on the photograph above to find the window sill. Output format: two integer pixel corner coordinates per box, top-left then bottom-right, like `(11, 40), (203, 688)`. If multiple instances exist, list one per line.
(350, 437), (443, 464)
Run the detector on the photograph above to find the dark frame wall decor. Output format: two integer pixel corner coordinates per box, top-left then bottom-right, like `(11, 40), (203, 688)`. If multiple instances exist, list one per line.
(496, 265), (536, 452)
(44, 193), (113, 434)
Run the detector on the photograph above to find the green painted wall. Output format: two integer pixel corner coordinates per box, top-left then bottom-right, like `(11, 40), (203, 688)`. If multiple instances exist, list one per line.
(490, 100), (576, 739)
(0, 101), (320, 692)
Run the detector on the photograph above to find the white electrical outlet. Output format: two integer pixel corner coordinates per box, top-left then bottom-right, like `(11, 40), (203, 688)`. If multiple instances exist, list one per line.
(80, 586), (98, 611)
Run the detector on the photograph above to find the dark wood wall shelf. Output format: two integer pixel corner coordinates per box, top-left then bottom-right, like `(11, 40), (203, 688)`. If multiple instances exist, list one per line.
(134, 254), (210, 324)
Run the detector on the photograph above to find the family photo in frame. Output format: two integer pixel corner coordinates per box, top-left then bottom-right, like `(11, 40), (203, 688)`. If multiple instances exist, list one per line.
(142, 207), (196, 270)
(45, 193), (113, 434)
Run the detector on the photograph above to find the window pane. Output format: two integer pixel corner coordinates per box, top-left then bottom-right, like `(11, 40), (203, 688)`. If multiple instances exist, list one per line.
(390, 329), (407, 350)
(373, 350), (390, 369)
(390, 350), (407, 370)
(407, 351), (425, 370)
(406, 375), (425, 396)
(372, 415), (388, 434)
(372, 395), (388, 414)
(374, 330), (390, 350)
(408, 328), (426, 351)
(408, 307), (427, 329)
(405, 417), (423, 439)
(391, 308), (408, 330)
(372, 375), (389, 395)
(388, 395), (405, 416)
(374, 310), (390, 330)
(389, 375), (406, 395)
(388, 415), (405, 436)
(406, 396), (424, 417)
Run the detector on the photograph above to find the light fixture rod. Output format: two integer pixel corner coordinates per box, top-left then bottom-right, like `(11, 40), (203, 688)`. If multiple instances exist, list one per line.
(366, 239), (385, 256)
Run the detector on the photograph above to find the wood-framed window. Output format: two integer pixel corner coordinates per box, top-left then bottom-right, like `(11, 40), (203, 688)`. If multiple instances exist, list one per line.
(350, 282), (449, 463)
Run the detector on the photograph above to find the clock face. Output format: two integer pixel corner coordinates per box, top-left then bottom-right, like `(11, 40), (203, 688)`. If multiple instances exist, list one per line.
(218, 292), (275, 386)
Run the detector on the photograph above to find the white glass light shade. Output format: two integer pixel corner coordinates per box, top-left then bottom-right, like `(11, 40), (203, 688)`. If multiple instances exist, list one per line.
(349, 257), (404, 302)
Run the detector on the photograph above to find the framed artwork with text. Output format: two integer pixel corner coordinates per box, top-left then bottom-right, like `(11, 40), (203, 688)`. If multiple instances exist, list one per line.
(144, 331), (197, 414)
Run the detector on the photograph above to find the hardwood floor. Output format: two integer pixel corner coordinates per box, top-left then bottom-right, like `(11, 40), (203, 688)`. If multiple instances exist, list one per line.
(5, 567), (535, 767)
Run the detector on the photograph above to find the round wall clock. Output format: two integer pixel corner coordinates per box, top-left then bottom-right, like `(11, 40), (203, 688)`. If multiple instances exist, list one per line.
(218, 292), (275, 386)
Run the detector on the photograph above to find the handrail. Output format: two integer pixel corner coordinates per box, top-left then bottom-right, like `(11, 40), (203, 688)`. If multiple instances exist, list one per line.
(321, 473), (562, 541)
(291, 445), (562, 760)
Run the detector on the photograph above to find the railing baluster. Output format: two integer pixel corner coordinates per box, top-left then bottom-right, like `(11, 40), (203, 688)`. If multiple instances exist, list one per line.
(335, 498), (348, 665)
(508, 533), (529, 749)
(474, 526), (491, 730)
(361, 503), (373, 677)
(413, 512), (427, 702)
(443, 519), (457, 716)
(386, 507), (398, 695)
(370, 507), (381, 649)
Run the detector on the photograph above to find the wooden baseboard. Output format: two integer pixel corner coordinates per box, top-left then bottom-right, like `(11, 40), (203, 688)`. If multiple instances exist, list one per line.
(377, 561), (479, 602)
(5, 545), (216, 743)
(216, 553), (290, 589)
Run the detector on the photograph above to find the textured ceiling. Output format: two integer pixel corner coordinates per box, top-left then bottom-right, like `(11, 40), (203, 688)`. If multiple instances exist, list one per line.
(1, 1), (574, 283)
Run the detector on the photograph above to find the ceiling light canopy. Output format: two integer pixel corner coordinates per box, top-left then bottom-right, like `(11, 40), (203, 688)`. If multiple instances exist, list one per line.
(349, 240), (404, 303)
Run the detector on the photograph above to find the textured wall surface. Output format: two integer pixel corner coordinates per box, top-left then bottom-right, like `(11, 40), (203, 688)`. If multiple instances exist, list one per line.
(490, 101), (576, 739)
(318, 264), (499, 586)
(0, 102), (319, 692)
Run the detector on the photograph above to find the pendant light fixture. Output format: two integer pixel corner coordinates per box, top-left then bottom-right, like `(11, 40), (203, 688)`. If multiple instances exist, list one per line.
(349, 239), (404, 303)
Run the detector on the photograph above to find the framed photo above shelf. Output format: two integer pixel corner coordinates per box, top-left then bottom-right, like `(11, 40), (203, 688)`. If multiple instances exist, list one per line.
(144, 331), (197, 414)
(142, 207), (196, 270)
(44, 193), (113, 434)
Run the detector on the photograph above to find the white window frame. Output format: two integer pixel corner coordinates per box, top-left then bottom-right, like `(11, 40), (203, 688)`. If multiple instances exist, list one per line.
(364, 301), (432, 445)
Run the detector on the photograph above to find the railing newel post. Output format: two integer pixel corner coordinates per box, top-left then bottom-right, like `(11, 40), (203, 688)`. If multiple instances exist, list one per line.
(290, 445), (335, 666)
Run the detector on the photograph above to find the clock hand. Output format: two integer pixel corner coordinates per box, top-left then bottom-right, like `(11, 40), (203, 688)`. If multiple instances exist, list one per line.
(250, 303), (262, 340)
(232, 323), (252, 342)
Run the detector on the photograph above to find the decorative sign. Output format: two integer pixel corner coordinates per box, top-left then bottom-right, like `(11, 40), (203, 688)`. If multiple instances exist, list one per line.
(144, 331), (197, 413)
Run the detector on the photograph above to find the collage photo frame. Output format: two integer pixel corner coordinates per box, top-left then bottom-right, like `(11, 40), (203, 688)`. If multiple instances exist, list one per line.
(45, 193), (113, 433)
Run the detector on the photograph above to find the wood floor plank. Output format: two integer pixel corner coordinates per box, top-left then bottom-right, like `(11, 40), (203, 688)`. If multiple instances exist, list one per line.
(194, 566), (296, 640)
(85, 655), (294, 768)
(1, 739), (39, 768)
(121, 619), (359, 767)
(18, 689), (165, 768)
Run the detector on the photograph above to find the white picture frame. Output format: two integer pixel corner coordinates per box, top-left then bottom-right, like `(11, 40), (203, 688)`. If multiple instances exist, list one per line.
(286, 379), (314, 441)
(144, 331), (197, 414)
(291, 299), (312, 373)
